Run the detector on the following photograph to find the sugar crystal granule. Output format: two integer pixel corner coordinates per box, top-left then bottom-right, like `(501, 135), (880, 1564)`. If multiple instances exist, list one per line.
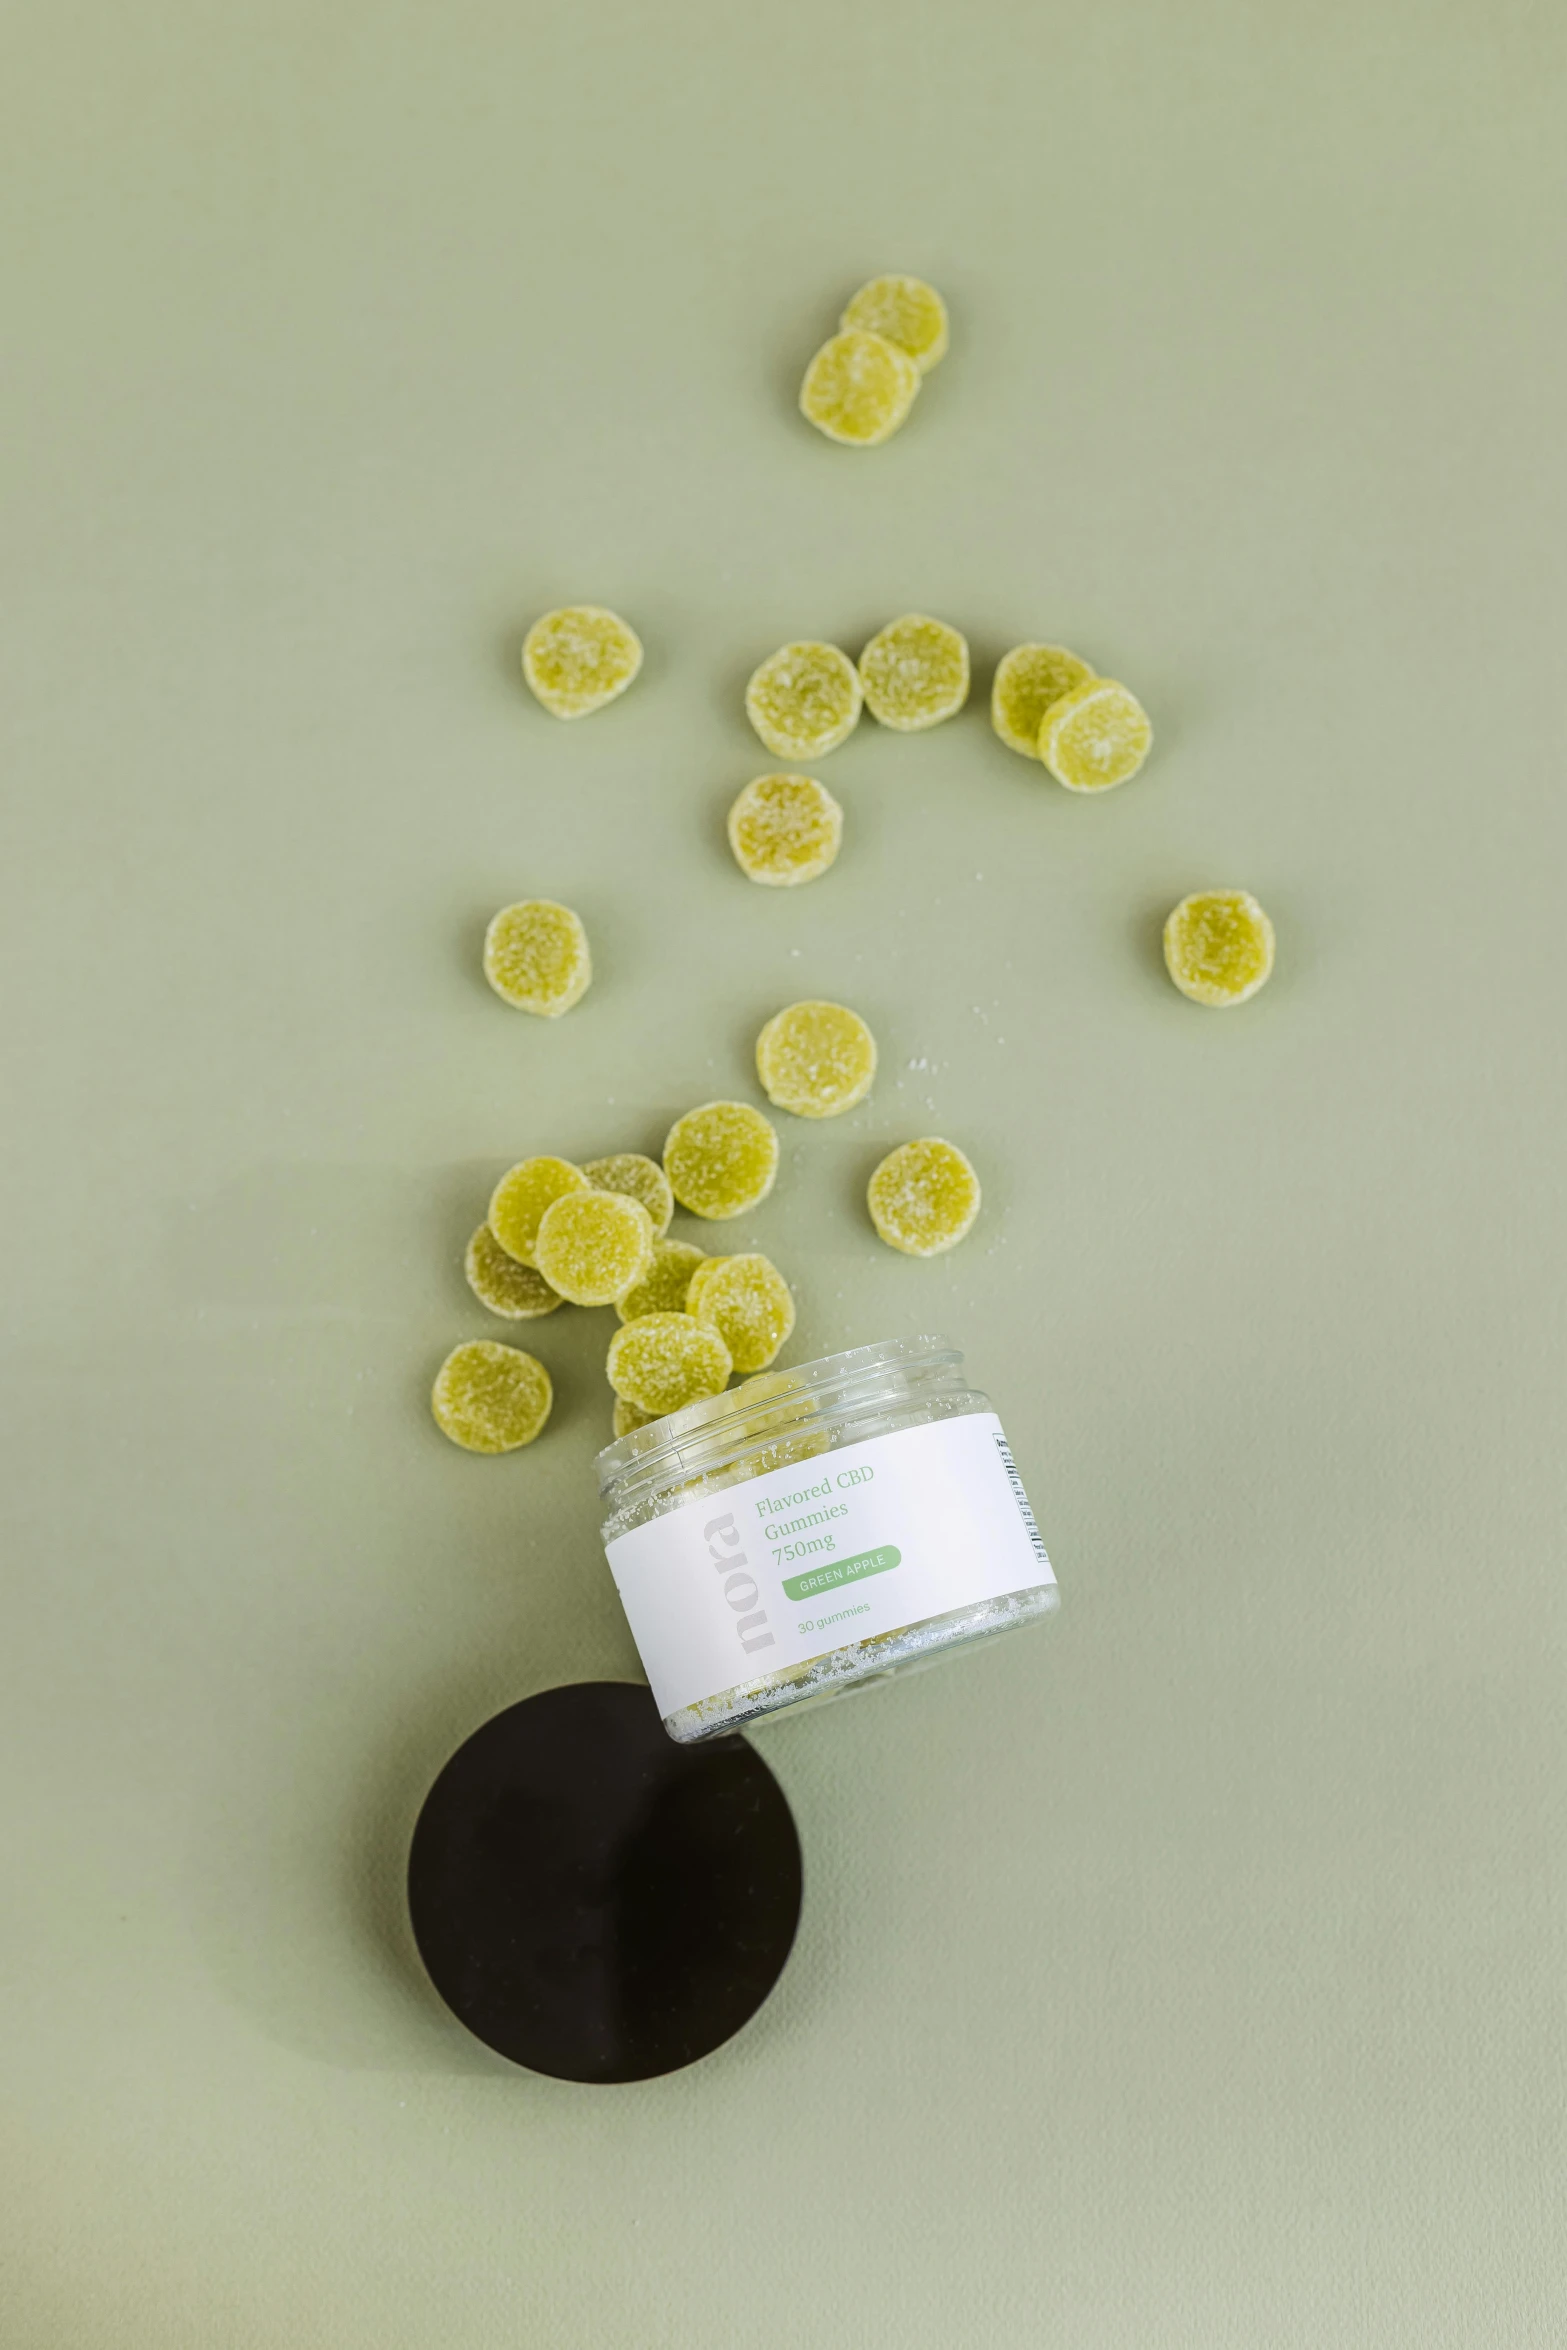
(858, 615), (970, 733)
(745, 643), (862, 761)
(664, 1101), (780, 1220)
(867, 1138), (981, 1257)
(582, 1152), (673, 1236)
(534, 1191), (654, 1306)
(521, 605), (642, 719)
(616, 1238), (708, 1323)
(727, 773), (843, 887)
(755, 999), (877, 1120)
(991, 644), (1095, 760)
(799, 329), (920, 446)
(690, 1253), (796, 1375)
(464, 1224), (564, 1320)
(431, 1341), (553, 1453)
(483, 899), (592, 1017)
(607, 1313), (733, 1416)
(488, 1156), (588, 1267)
(1040, 678), (1153, 793)
(1163, 891), (1276, 1007)
(840, 275), (949, 373)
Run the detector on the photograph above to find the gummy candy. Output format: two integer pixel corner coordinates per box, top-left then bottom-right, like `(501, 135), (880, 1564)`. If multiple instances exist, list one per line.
(488, 1156), (588, 1266)
(534, 1190), (654, 1307)
(521, 605), (642, 719)
(483, 899), (592, 1017)
(1163, 891), (1276, 1007)
(616, 1237), (707, 1323)
(1040, 678), (1152, 793)
(663, 1101), (780, 1221)
(690, 1253), (796, 1375)
(464, 1224), (564, 1320)
(583, 1151), (673, 1236)
(431, 1340), (553, 1453)
(858, 614), (969, 732)
(840, 275), (948, 374)
(613, 1396), (659, 1438)
(607, 1313), (733, 1416)
(682, 1254), (723, 1318)
(990, 643), (1095, 760)
(866, 1137), (981, 1257)
(727, 772), (843, 887)
(745, 642), (862, 760)
(755, 999), (877, 1120)
(799, 330), (920, 446)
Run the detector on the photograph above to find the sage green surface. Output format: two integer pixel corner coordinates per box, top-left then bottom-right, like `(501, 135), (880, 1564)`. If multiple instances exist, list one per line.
(3, 1), (1564, 2342)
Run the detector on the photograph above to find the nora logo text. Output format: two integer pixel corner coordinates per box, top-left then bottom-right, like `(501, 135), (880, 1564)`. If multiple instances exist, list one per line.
(703, 1514), (776, 1656)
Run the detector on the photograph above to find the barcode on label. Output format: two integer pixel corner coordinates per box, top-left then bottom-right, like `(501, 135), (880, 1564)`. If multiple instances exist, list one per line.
(993, 1432), (1050, 1565)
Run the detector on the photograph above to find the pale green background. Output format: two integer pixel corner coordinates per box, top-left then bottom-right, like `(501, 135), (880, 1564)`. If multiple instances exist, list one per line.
(2, 0), (1564, 2342)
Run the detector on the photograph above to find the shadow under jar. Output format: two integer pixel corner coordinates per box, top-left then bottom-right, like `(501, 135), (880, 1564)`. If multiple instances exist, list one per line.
(599, 1337), (1059, 1744)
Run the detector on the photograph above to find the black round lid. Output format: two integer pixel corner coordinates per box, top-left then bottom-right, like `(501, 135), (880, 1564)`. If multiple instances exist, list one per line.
(406, 1680), (803, 2082)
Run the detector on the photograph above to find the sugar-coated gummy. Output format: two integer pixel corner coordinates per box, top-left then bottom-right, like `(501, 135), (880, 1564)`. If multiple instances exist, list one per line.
(483, 899), (592, 1017)
(521, 605), (642, 720)
(663, 1101), (780, 1221)
(431, 1341), (553, 1453)
(839, 276), (949, 374)
(858, 615), (970, 733)
(616, 1238), (708, 1323)
(1040, 678), (1153, 793)
(1163, 891), (1276, 1007)
(755, 999), (877, 1120)
(583, 1152), (673, 1237)
(745, 643), (862, 761)
(991, 644), (1095, 760)
(464, 1224), (564, 1320)
(866, 1137), (982, 1257)
(534, 1190), (654, 1306)
(690, 1253), (796, 1376)
(727, 773), (843, 888)
(488, 1156), (588, 1267)
(606, 1313), (733, 1416)
(612, 1396), (660, 1438)
(800, 330), (921, 447)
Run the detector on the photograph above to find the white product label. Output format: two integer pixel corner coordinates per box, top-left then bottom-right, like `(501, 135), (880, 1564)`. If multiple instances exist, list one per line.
(605, 1414), (1053, 1720)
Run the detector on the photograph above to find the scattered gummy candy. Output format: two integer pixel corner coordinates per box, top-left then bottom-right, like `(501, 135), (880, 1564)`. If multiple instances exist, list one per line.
(617, 1236), (708, 1322)
(1163, 890), (1276, 1007)
(534, 1190), (654, 1306)
(464, 1224), (564, 1320)
(799, 329), (921, 447)
(867, 1137), (982, 1257)
(607, 1312), (733, 1416)
(583, 1151), (673, 1236)
(991, 643), (1096, 760)
(612, 1396), (660, 1439)
(839, 275), (949, 374)
(745, 642), (862, 760)
(858, 614), (970, 732)
(1040, 678), (1153, 793)
(755, 999), (878, 1120)
(483, 899), (592, 1017)
(488, 1156), (588, 1266)
(431, 1340), (553, 1453)
(690, 1252), (796, 1375)
(664, 1101), (780, 1220)
(727, 772), (843, 888)
(521, 605), (642, 719)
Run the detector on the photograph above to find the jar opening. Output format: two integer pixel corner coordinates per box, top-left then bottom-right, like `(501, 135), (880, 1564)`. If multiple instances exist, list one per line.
(597, 1334), (961, 1504)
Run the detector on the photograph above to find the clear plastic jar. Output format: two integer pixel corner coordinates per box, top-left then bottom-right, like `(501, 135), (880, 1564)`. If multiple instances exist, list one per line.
(598, 1336), (1058, 1744)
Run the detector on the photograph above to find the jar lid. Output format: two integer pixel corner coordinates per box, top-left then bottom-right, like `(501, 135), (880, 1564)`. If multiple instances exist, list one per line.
(406, 1681), (802, 2081)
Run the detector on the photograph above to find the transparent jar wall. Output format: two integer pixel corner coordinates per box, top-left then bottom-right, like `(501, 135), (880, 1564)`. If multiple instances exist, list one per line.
(598, 1338), (1058, 1743)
